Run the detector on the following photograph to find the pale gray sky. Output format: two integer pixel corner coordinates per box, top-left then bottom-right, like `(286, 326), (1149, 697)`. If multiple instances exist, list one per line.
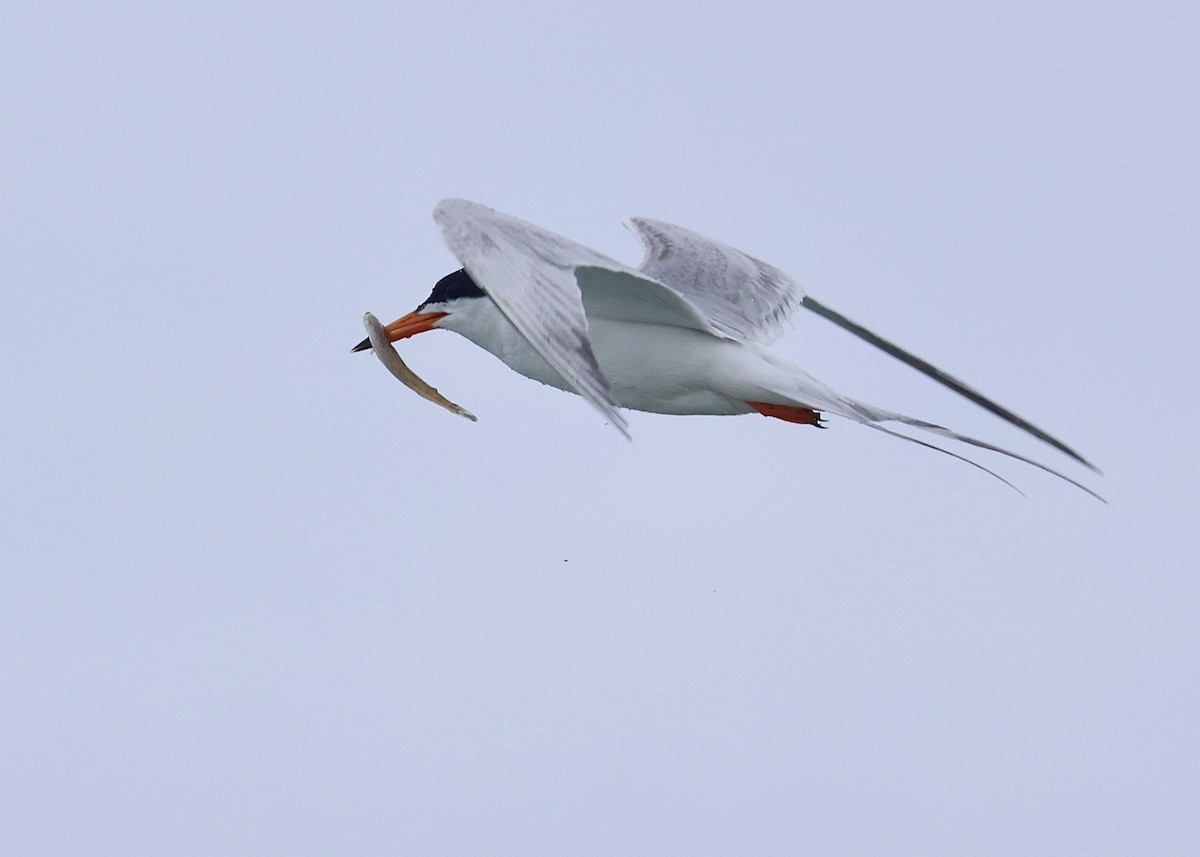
(2, 2), (1197, 854)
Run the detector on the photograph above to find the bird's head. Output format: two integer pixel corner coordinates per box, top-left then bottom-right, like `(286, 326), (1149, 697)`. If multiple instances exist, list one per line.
(351, 268), (485, 353)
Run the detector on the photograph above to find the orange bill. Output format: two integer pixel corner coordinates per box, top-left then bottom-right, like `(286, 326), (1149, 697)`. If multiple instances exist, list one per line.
(351, 309), (448, 352)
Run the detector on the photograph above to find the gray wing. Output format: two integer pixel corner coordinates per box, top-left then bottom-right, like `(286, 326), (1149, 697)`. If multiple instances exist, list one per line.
(626, 217), (803, 344)
(433, 199), (725, 439)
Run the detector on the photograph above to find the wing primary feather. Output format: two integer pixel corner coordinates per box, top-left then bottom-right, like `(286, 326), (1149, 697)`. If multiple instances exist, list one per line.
(802, 296), (1100, 474)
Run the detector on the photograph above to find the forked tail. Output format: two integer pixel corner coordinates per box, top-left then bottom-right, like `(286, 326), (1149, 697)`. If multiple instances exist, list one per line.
(838, 396), (1105, 502)
(775, 293), (1104, 499)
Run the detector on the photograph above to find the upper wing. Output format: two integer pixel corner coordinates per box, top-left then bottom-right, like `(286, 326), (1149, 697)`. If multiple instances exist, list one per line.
(626, 217), (803, 344)
(433, 199), (725, 439)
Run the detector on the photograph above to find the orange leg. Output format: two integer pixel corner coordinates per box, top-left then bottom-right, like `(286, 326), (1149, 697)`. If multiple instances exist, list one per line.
(747, 401), (826, 428)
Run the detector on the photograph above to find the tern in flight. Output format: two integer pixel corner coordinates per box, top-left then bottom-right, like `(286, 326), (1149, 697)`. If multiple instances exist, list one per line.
(354, 199), (1102, 499)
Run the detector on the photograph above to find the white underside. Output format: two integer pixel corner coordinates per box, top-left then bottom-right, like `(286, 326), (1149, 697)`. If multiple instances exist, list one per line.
(437, 298), (847, 417)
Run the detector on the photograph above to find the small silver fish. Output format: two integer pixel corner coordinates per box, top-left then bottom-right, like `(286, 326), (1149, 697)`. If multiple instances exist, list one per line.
(363, 312), (477, 421)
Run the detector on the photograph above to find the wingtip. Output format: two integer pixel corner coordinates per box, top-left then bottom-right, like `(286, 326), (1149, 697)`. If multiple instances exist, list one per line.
(605, 415), (632, 441)
(1048, 440), (1103, 476)
(605, 412), (633, 442)
(433, 197), (490, 224)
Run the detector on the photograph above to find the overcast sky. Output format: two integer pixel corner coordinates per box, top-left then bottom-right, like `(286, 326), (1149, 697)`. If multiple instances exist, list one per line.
(2, 2), (1197, 854)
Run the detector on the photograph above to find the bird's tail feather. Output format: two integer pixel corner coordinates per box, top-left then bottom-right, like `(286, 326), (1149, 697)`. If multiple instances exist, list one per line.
(861, 421), (1026, 495)
(837, 396), (1105, 502)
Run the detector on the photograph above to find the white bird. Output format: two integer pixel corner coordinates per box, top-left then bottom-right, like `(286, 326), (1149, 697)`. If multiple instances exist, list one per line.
(354, 199), (1101, 498)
